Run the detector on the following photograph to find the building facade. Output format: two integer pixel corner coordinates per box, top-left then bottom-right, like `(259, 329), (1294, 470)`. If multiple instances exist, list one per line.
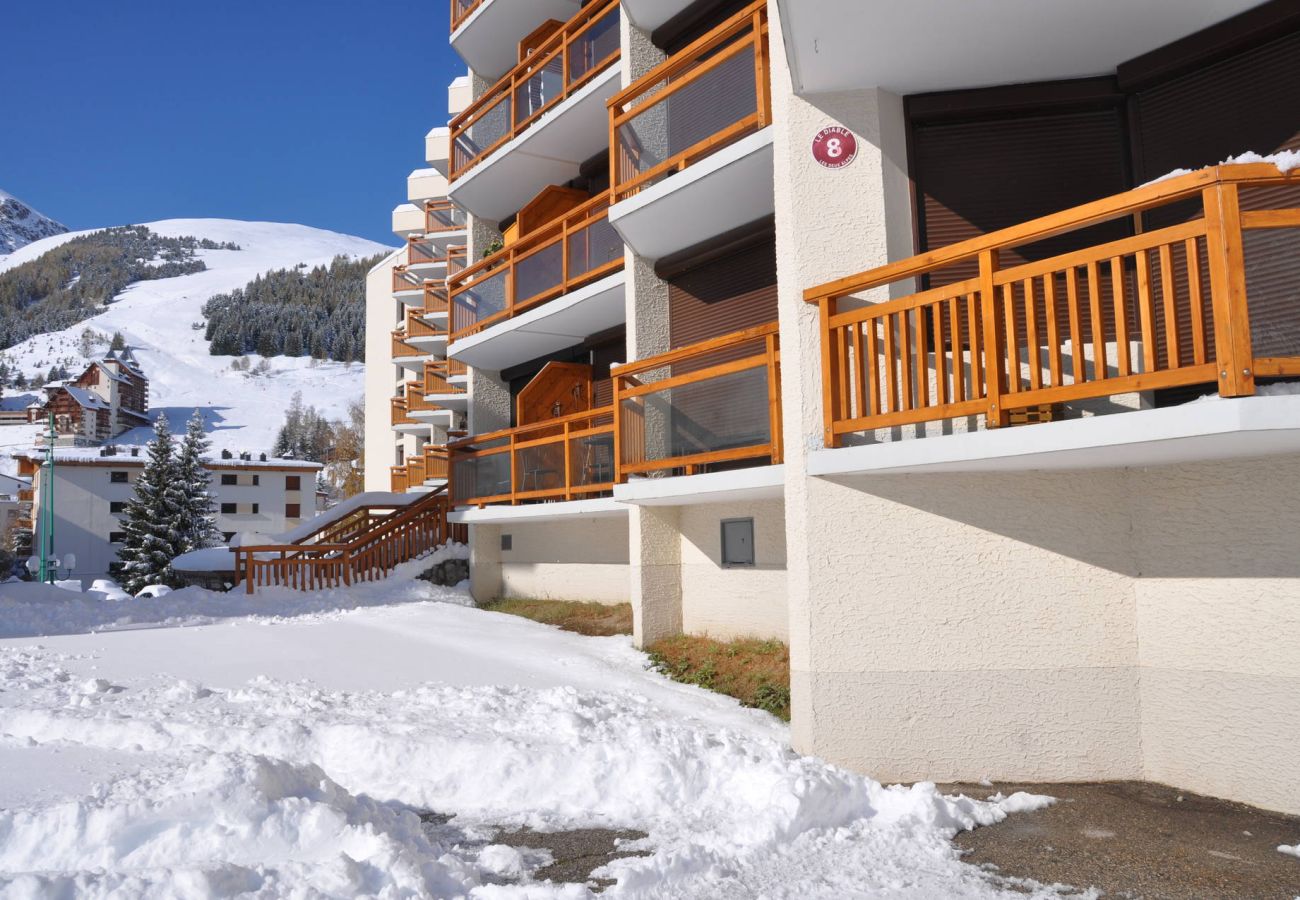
(15, 448), (322, 586)
(364, 0), (1300, 814)
(26, 349), (151, 446)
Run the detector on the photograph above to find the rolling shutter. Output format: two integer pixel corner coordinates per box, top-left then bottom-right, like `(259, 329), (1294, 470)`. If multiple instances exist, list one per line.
(666, 234), (777, 350)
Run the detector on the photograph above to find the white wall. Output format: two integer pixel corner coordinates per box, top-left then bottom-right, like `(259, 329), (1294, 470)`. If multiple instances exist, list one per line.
(679, 499), (788, 641)
(496, 516), (630, 604)
(363, 251), (404, 493)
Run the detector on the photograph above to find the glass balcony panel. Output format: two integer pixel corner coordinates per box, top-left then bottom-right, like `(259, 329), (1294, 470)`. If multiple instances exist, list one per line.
(566, 212), (622, 281)
(452, 266), (509, 334)
(454, 93), (512, 172)
(513, 54), (564, 126)
(619, 365), (770, 465)
(568, 5), (620, 84)
(514, 242), (564, 304)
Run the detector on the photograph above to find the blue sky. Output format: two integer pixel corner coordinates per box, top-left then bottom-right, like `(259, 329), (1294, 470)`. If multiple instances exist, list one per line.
(4, 1), (465, 245)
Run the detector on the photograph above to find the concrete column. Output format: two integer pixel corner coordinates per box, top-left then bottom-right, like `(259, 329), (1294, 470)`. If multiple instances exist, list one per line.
(766, 2), (917, 755)
(630, 504), (682, 647)
(469, 521), (502, 604)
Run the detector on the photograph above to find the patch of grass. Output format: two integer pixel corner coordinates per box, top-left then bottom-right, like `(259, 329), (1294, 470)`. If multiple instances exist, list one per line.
(646, 635), (790, 720)
(481, 598), (632, 636)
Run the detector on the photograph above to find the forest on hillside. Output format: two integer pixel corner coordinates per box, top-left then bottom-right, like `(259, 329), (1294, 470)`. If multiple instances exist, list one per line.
(202, 254), (382, 363)
(0, 226), (240, 349)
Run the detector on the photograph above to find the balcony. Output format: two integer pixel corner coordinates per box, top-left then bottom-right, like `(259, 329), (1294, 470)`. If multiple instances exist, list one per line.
(406, 380), (455, 427)
(423, 360), (468, 412)
(391, 330), (427, 366)
(426, 126), (451, 177)
(392, 203), (425, 238)
(608, 0), (773, 262)
(805, 161), (1300, 474)
(391, 446), (449, 493)
(447, 193), (625, 369)
(404, 307), (448, 352)
(450, 0), (585, 82)
(422, 283), (450, 327)
(405, 237), (446, 274)
(408, 168), (449, 207)
(424, 199), (467, 237)
(392, 266), (425, 302)
(448, 0), (621, 221)
(449, 323), (783, 509)
(391, 397), (426, 435)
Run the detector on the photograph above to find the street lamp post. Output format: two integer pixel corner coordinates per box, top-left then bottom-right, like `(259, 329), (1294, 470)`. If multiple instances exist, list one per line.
(38, 412), (55, 583)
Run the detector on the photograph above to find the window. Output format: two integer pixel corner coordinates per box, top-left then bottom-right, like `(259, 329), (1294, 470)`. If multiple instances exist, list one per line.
(285, 503), (301, 519)
(286, 476), (301, 491)
(222, 532), (236, 542)
(221, 503), (237, 514)
(109, 532), (126, 544)
(221, 474), (237, 486)
(720, 518), (755, 567)
(251, 503), (259, 514)
(252, 475), (260, 486)
(110, 471), (129, 483)
(109, 501), (126, 514)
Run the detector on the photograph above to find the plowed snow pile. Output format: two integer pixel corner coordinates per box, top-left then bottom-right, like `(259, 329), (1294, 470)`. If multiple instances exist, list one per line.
(0, 569), (1064, 899)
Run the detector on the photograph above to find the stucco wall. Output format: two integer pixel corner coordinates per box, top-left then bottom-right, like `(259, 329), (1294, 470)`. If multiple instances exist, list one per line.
(363, 251), (405, 493)
(1131, 454), (1300, 814)
(679, 498), (788, 641)
(489, 516), (631, 604)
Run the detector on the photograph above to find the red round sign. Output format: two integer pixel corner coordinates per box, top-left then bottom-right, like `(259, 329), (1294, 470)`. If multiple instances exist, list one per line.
(812, 126), (857, 169)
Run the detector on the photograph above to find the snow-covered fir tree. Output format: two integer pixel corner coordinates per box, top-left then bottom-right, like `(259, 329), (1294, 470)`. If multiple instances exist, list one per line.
(174, 409), (222, 553)
(116, 415), (186, 593)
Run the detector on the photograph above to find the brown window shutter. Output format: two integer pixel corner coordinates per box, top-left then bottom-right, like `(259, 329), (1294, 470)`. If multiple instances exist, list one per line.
(667, 236), (778, 352)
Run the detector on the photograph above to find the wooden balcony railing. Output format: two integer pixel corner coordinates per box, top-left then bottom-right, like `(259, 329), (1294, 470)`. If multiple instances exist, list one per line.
(450, 407), (615, 506)
(405, 308), (444, 341)
(393, 266), (423, 294)
(609, 0), (770, 203)
(424, 444), (450, 481)
(407, 237), (439, 267)
(450, 0), (483, 34)
(447, 357), (468, 378)
(391, 397), (418, 427)
(447, 245), (467, 278)
(236, 487), (465, 593)
(406, 381), (450, 415)
(613, 322), (782, 476)
(448, 193), (623, 341)
(392, 331), (424, 359)
(390, 465), (409, 493)
(408, 454), (428, 486)
(425, 199), (466, 234)
(423, 360), (465, 396)
(449, 0), (620, 182)
(805, 162), (1300, 445)
(424, 283), (450, 318)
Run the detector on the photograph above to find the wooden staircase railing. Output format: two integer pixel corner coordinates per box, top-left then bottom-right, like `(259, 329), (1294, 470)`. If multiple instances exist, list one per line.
(234, 487), (466, 593)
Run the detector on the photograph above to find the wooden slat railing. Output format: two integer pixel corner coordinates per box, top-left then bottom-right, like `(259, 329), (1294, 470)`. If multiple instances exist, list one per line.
(235, 487), (466, 593)
(424, 445), (450, 481)
(405, 308), (444, 340)
(393, 266), (423, 294)
(425, 199), (466, 234)
(391, 396), (418, 427)
(424, 284), (450, 318)
(608, 0), (770, 203)
(405, 380), (446, 415)
(423, 360), (465, 396)
(448, 193), (623, 341)
(447, 357), (468, 378)
(805, 163), (1300, 446)
(392, 331), (424, 359)
(450, 0), (482, 33)
(449, 0), (620, 182)
(407, 237), (439, 267)
(391, 465), (409, 492)
(449, 407), (615, 506)
(613, 322), (782, 476)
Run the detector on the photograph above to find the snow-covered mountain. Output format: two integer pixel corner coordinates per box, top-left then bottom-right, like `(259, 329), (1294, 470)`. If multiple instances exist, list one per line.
(0, 188), (68, 256)
(0, 219), (392, 477)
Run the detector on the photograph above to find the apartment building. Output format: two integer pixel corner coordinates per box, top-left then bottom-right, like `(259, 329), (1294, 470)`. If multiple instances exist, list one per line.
(26, 348), (151, 445)
(14, 448), (322, 586)
(366, 0), (1300, 814)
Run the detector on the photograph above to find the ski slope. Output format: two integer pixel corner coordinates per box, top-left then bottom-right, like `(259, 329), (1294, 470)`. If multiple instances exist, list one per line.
(0, 220), (392, 477)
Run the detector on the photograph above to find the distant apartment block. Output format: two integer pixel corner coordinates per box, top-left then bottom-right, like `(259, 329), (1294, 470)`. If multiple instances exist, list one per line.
(14, 447), (322, 585)
(26, 348), (151, 445)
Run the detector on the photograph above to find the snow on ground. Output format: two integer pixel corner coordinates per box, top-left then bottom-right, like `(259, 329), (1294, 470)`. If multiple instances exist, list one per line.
(0, 219), (392, 478)
(0, 565), (1066, 899)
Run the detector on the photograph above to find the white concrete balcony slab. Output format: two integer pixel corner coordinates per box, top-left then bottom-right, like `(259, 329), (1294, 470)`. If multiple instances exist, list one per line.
(424, 391), (468, 412)
(808, 393), (1300, 478)
(405, 332), (448, 354)
(391, 204), (424, 237)
(448, 66), (620, 222)
(776, 0), (1261, 94)
(448, 270), (625, 371)
(407, 168), (449, 207)
(622, 0), (694, 30)
(448, 496), (625, 524)
(392, 422), (429, 436)
(609, 127), (774, 263)
(614, 465), (785, 506)
(394, 354), (431, 373)
(426, 126), (450, 176)
(410, 407), (455, 427)
(450, 0), (582, 80)
(448, 75), (471, 118)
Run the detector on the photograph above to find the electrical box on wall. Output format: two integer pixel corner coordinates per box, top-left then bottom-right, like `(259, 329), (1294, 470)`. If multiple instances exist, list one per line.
(720, 518), (754, 567)
(501, 533), (512, 551)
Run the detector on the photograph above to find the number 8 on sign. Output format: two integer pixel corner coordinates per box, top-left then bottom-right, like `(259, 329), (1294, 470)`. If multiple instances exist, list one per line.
(812, 125), (857, 169)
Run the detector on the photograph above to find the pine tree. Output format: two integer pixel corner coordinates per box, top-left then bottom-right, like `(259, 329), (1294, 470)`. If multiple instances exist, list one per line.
(110, 331), (126, 351)
(175, 409), (222, 552)
(116, 415), (186, 593)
